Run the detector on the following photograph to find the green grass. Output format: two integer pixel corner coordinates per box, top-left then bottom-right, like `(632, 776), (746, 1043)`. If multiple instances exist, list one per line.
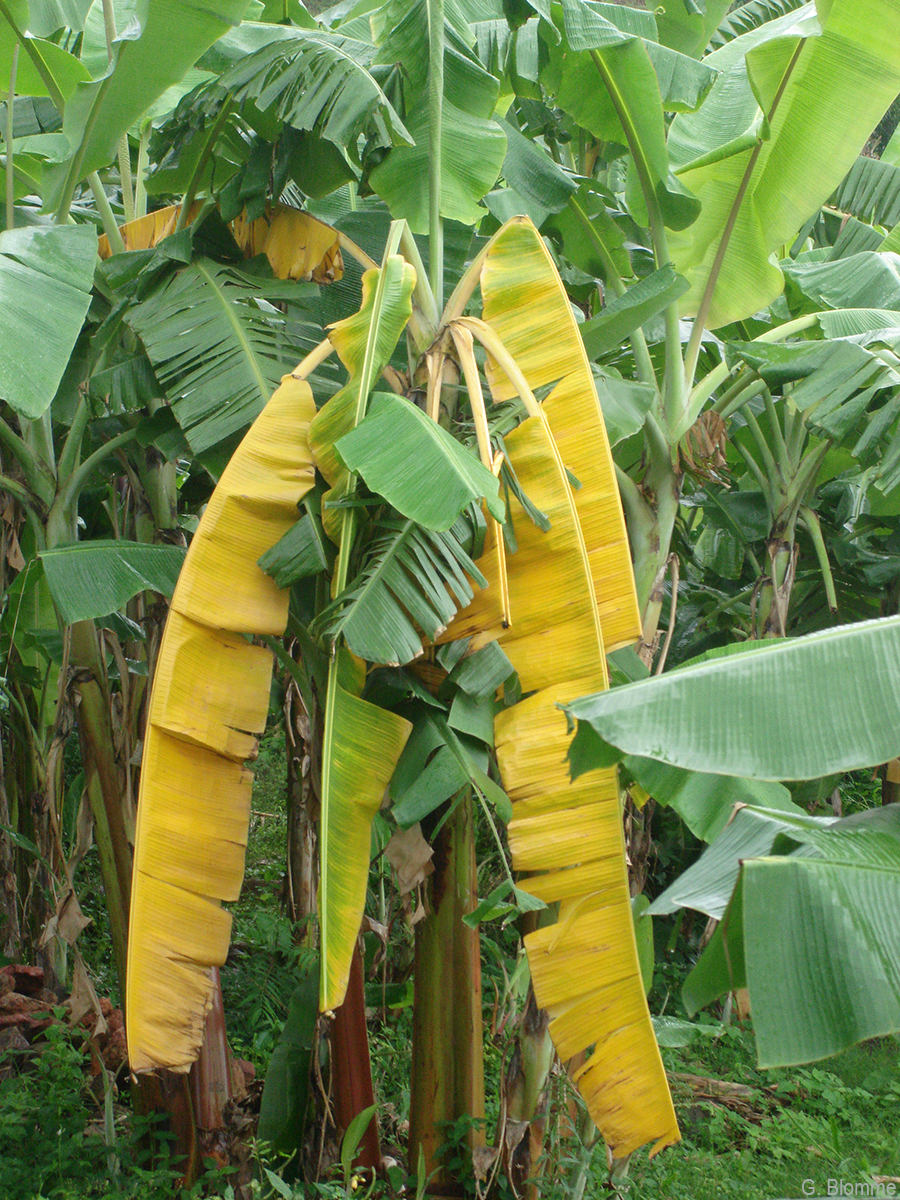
(580, 1029), (900, 1200)
(7, 729), (899, 1200)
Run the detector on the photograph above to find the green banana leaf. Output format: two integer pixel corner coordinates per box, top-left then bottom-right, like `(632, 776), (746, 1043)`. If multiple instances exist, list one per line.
(368, 44), (507, 229)
(667, 0), (900, 327)
(541, 178), (633, 284)
(217, 28), (412, 155)
(815, 309), (900, 338)
(709, 0), (807, 50)
(648, 802), (822, 919)
(308, 253), (416, 538)
(0, 28), (89, 100)
(656, 0), (730, 57)
(593, 374), (656, 446)
(500, 120), (577, 216)
(369, 0), (511, 220)
(579, 265), (690, 358)
(42, 0), (249, 212)
(319, 650), (411, 1011)
(313, 514), (487, 665)
(624, 755), (799, 843)
(257, 957), (318, 1161)
(335, 391), (504, 529)
(258, 510), (330, 587)
(0, 224), (96, 418)
(38, 541), (186, 623)
(832, 155), (900, 232)
(125, 260), (317, 456)
(545, 6), (701, 230)
(725, 331), (900, 489)
(679, 806), (900, 1068)
(828, 215), (885, 260)
(784, 251), (900, 313)
(564, 615), (900, 782)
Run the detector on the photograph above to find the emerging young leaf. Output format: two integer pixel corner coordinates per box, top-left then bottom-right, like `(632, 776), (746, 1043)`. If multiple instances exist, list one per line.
(308, 256), (416, 539)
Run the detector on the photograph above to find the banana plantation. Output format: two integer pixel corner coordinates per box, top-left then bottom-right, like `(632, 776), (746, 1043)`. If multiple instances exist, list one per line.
(2, 0), (900, 1197)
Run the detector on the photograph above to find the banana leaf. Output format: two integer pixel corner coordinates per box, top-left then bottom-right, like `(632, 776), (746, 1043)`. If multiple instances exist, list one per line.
(478, 216), (642, 652)
(41, 0), (249, 213)
(565, 614), (900, 782)
(783, 251), (900, 313)
(832, 155), (900, 232)
(38, 541), (186, 623)
(308, 256), (416, 530)
(0, 224), (96, 418)
(679, 806), (900, 1068)
(314, 513), (487, 665)
(126, 259), (316, 455)
(667, 0), (900, 327)
(218, 28), (412, 155)
(708, 0), (807, 50)
(446, 217), (678, 1157)
(126, 374), (317, 1072)
(319, 650), (411, 1011)
(335, 391), (504, 529)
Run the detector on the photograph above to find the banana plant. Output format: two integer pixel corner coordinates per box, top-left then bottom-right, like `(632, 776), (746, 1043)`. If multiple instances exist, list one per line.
(7, 0), (894, 1190)
(124, 197), (683, 1183)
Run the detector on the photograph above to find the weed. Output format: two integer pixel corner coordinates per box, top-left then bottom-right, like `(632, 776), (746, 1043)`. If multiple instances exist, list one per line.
(0, 1019), (217, 1199)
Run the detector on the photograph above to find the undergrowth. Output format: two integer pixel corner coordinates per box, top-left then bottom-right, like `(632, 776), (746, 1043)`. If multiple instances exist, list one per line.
(3, 730), (898, 1200)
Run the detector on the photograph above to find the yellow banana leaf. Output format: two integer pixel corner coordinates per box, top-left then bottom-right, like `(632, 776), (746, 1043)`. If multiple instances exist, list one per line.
(446, 218), (678, 1156)
(480, 217), (641, 653)
(319, 650), (411, 1012)
(98, 203), (343, 284)
(126, 374), (317, 1073)
(96, 203), (198, 255)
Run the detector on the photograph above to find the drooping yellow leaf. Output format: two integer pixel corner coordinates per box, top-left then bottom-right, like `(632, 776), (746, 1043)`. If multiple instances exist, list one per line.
(495, 423), (678, 1156)
(442, 217), (678, 1157)
(126, 373), (317, 1073)
(231, 206), (343, 284)
(98, 204), (343, 285)
(480, 216), (641, 653)
(97, 203), (200, 256)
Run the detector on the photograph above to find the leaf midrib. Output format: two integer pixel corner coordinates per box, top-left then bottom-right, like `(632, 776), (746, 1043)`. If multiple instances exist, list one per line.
(195, 261), (271, 410)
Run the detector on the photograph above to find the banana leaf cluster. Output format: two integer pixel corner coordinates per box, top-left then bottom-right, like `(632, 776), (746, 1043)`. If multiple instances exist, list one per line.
(124, 209), (679, 1156)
